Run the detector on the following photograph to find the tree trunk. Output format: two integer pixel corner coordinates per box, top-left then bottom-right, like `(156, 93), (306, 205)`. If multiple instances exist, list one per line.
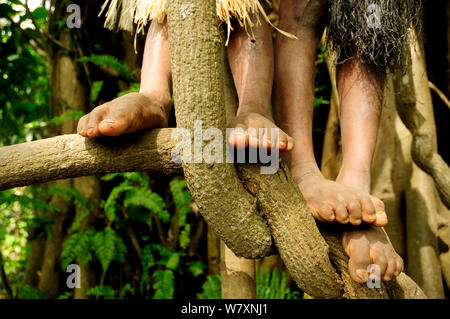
(392, 30), (447, 298)
(166, 0), (274, 259)
(220, 241), (256, 299)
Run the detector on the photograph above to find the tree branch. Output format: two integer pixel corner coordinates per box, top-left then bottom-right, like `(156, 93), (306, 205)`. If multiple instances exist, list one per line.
(0, 129), (181, 191)
(429, 81), (450, 109)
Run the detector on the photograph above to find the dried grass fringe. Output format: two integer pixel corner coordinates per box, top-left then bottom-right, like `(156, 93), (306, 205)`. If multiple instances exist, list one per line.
(99, 0), (295, 44)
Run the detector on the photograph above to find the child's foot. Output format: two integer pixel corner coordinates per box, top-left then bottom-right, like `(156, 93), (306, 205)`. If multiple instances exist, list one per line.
(227, 111), (295, 151)
(336, 170), (388, 227)
(295, 172), (387, 226)
(343, 226), (404, 283)
(77, 92), (170, 138)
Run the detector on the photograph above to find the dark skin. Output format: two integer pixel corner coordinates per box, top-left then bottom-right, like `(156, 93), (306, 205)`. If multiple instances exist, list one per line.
(78, 5), (403, 283)
(78, 16), (294, 150)
(274, 0), (402, 282)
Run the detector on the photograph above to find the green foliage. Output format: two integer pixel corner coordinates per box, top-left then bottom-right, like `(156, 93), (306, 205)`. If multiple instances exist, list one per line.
(256, 268), (300, 299)
(87, 285), (117, 299)
(187, 261), (207, 278)
(102, 172), (170, 224)
(196, 269), (300, 300)
(90, 81), (104, 102)
(152, 270), (175, 299)
(18, 285), (48, 299)
(169, 179), (192, 248)
(78, 55), (136, 81)
(61, 227), (127, 272)
(197, 275), (221, 299)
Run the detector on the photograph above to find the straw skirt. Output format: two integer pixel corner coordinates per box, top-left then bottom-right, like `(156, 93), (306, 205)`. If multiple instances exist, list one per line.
(100, 0), (274, 35)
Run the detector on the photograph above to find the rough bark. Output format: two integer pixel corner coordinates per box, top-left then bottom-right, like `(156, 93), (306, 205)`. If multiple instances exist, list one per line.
(0, 0), (427, 299)
(166, 0), (274, 258)
(0, 130), (181, 191)
(393, 34), (450, 210)
(393, 31), (446, 298)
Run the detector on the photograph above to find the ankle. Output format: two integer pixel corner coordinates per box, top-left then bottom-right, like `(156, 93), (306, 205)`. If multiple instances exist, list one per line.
(336, 169), (371, 192)
(139, 90), (172, 116)
(237, 103), (273, 120)
(291, 166), (323, 186)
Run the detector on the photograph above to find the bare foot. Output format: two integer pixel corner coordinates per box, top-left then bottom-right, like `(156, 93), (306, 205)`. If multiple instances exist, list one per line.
(343, 226), (404, 283)
(336, 170), (388, 227)
(296, 172), (386, 226)
(77, 92), (170, 138)
(227, 111), (295, 151)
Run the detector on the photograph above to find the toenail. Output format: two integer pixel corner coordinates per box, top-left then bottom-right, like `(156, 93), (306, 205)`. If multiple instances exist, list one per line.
(356, 269), (368, 281)
(87, 128), (94, 135)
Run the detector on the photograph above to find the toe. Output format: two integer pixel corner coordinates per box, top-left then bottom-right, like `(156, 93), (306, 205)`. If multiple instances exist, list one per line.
(371, 197), (388, 227)
(382, 253), (397, 281)
(360, 195), (377, 224)
(394, 255), (404, 276)
(286, 136), (295, 151)
(311, 204), (335, 223)
(278, 132), (288, 150)
(261, 128), (274, 149)
(334, 204), (350, 224)
(86, 105), (107, 138)
(228, 128), (248, 148)
(97, 103), (133, 136)
(370, 247), (388, 282)
(347, 200), (363, 225)
(345, 235), (371, 283)
(77, 115), (89, 137)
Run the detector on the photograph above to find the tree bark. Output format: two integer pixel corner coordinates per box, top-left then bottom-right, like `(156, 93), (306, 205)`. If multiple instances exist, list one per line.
(392, 30), (446, 298)
(0, 129), (181, 191)
(0, 0), (427, 299)
(166, 0), (274, 258)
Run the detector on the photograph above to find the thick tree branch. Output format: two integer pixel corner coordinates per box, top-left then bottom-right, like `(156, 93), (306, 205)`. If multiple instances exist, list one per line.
(0, 129), (181, 191)
(166, 0), (274, 259)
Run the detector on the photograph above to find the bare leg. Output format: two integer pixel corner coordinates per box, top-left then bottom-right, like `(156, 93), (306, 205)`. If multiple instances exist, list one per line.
(275, 0), (402, 282)
(227, 14), (294, 151)
(336, 58), (387, 225)
(78, 19), (172, 138)
(336, 58), (403, 281)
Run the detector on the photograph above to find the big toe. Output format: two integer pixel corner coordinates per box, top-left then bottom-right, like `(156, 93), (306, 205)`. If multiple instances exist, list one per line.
(98, 118), (129, 137)
(228, 126), (248, 148)
(345, 236), (371, 283)
(371, 197), (388, 227)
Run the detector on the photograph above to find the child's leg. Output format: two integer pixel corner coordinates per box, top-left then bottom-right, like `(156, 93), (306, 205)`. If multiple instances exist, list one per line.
(275, 0), (402, 282)
(274, 0), (372, 224)
(336, 58), (403, 282)
(78, 19), (172, 138)
(227, 13), (294, 151)
(336, 58), (386, 225)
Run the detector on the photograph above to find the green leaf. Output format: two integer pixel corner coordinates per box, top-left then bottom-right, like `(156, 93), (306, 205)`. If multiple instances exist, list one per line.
(32, 7), (47, 21)
(152, 270), (175, 299)
(197, 275), (221, 299)
(87, 285), (116, 299)
(187, 261), (206, 277)
(166, 252), (180, 270)
(90, 81), (104, 102)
